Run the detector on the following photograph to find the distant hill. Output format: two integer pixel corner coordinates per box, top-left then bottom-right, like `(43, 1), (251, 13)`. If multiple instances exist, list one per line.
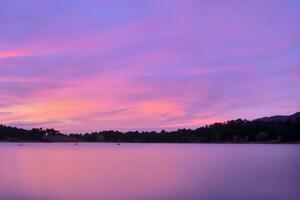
(255, 112), (300, 122)
(1, 112), (299, 143)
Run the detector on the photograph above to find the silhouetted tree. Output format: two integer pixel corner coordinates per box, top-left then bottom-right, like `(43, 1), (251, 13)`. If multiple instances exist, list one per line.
(1, 115), (299, 143)
(255, 132), (269, 142)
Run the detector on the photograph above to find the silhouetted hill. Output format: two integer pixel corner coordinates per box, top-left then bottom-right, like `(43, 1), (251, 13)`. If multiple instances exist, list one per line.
(255, 112), (300, 122)
(1, 112), (300, 143)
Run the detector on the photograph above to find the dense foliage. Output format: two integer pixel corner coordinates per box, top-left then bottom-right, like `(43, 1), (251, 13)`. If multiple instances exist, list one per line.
(1, 117), (299, 143)
(0, 126), (61, 142)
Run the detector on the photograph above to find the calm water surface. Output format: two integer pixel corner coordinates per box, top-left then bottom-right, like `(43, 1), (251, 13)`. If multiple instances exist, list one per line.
(0, 143), (299, 200)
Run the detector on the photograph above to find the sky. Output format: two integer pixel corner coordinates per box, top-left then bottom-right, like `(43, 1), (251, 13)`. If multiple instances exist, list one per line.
(0, 0), (299, 133)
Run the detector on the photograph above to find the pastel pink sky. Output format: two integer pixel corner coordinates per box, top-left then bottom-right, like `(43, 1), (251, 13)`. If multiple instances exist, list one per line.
(0, 0), (299, 133)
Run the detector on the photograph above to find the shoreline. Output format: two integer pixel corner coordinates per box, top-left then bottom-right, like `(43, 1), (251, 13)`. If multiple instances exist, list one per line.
(1, 141), (299, 144)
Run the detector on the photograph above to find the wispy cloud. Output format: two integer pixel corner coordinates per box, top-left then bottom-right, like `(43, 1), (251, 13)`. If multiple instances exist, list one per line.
(0, 0), (299, 132)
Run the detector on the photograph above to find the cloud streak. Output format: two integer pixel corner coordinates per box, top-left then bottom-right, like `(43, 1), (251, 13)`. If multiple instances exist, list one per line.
(0, 0), (299, 132)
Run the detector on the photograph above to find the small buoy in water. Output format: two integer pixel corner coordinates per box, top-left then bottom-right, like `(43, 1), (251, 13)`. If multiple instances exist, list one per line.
(75, 143), (78, 145)
(117, 143), (120, 145)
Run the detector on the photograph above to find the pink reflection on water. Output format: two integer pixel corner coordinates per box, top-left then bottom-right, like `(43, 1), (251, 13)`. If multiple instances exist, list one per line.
(1, 143), (299, 200)
(10, 144), (193, 200)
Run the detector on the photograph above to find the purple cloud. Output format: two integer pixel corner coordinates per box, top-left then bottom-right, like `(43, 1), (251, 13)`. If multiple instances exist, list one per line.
(0, 0), (299, 132)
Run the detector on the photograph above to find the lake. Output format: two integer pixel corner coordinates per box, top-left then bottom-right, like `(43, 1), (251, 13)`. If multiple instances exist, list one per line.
(0, 143), (299, 200)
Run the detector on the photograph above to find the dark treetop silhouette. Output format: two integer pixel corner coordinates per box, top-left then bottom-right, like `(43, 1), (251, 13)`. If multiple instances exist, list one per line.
(1, 112), (299, 143)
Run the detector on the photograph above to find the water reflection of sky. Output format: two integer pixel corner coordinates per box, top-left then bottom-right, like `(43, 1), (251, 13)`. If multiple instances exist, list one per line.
(1, 143), (299, 200)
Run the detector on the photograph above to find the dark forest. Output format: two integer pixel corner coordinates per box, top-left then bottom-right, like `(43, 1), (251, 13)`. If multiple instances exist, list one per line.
(1, 113), (299, 143)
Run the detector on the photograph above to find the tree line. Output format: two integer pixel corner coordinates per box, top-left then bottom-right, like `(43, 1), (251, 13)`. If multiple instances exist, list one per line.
(1, 117), (299, 143)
